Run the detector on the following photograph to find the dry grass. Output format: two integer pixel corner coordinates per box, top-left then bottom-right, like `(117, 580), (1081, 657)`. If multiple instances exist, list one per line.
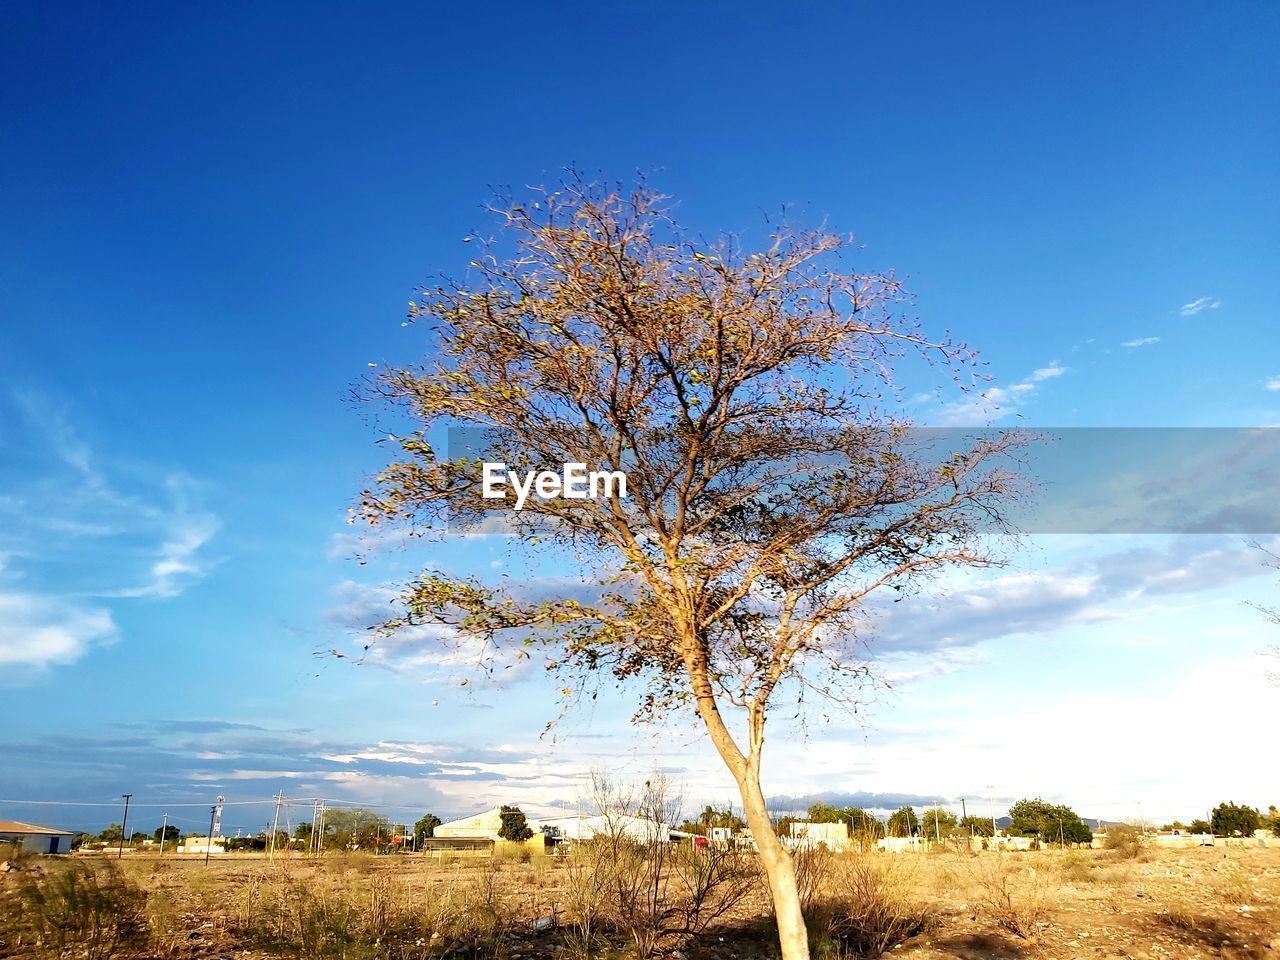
(1, 843), (1277, 959)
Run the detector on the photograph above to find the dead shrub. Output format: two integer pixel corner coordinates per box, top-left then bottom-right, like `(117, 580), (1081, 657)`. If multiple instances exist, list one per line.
(793, 842), (835, 917)
(971, 854), (1044, 941)
(820, 855), (934, 958)
(1102, 824), (1146, 859)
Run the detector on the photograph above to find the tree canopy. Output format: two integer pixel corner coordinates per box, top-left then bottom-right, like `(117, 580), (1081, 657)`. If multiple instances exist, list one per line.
(1007, 798), (1092, 845)
(1211, 801), (1261, 837)
(356, 178), (1025, 960)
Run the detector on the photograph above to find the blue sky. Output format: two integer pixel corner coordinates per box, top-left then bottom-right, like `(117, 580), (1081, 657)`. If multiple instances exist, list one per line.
(1, 2), (1277, 836)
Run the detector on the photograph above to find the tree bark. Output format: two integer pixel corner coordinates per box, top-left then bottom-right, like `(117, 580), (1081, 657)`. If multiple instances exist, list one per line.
(735, 765), (810, 960)
(689, 691), (810, 960)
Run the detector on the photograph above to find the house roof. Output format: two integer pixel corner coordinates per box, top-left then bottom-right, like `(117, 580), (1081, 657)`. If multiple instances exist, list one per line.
(0, 819), (72, 835)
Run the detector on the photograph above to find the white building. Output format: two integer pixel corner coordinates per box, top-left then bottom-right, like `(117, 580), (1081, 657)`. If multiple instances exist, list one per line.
(0, 819), (75, 855)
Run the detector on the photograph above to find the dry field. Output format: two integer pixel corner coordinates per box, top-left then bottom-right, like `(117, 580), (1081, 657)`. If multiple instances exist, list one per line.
(2, 842), (1278, 960)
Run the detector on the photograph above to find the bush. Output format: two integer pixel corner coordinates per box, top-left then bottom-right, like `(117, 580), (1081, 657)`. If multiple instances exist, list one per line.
(1102, 823), (1146, 859)
(1, 860), (147, 960)
(819, 855), (934, 958)
(972, 854), (1044, 941)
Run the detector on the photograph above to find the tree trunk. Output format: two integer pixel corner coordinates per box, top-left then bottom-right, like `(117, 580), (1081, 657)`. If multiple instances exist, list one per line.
(734, 767), (810, 960)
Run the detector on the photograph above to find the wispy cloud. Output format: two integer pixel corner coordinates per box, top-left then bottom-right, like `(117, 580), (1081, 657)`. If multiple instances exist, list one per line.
(932, 362), (1067, 426)
(1179, 296), (1221, 317)
(0, 389), (219, 673)
(1121, 336), (1159, 348)
(1266, 376), (1280, 392)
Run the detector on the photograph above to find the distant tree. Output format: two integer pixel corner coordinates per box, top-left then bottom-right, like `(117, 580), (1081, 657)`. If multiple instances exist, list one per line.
(153, 824), (180, 844)
(959, 815), (994, 838)
(887, 806), (919, 837)
(70, 831), (94, 850)
(356, 179), (1026, 960)
(806, 802), (842, 823)
(1211, 801), (1261, 837)
(99, 823), (122, 842)
(321, 807), (391, 849)
(498, 805), (534, 842)
(129, 831), (147, 844)
(919, 807), (958, 839)
(1266, 805), (1280, 838)
(294, 821), (313, 843)
(843, 807), (881, 837)
(414, 813), (442, 846)
(1188, 818), (1212, 834)
(1007, 798), (1092, 844)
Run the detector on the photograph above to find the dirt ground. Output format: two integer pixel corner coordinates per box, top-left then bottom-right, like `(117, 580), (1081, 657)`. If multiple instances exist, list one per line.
(4, 843), (1278, 959)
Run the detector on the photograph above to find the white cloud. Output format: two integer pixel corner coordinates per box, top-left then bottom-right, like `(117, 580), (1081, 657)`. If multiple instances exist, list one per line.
(933, 361), (1068, 426)
(0, 587), (117, 671)
(110, 512), (219, 599)
(1179, 297), (1220, 317)
(1121, 336), (1159, 348)
(0, 389), (218, 673)
(1266, 376), (1280, 392)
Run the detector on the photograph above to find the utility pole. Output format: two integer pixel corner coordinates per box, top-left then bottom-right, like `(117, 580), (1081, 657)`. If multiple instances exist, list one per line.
(159, 813), (168, 855)
(204, 795), (224, 867)
(118, 794), (132, 859)
(269, 791), (284, 861)
(204, 805), (217, 866)
(311, 799), (320, 857)
(934, 803), (942, 843)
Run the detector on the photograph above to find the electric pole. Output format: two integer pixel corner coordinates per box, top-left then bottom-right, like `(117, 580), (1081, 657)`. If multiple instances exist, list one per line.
(118, 793), (132, 859)
(159, 813), (168, 855)
(205, 805), (216, 866)
(269, 791), (284, 860)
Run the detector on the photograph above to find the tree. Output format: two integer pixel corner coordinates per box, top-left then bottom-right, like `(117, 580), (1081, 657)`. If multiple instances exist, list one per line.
(414, 813), (442, 846)
(887, 806), (920, 837)
(320, 807), (391, 849)
(357, 180), (1023, 960)
(1188, 818), (1212, 834)
(498, 805), (534, 841)
(680, 805), (744, 835)
(1247, 541), (1280, 685)
(919, 807), (958, 838)
(1007, 798), (1092, 845)
(99, 823), (122, 842)
(1211, 801), (1261, 837)
(153, 824), (180, 844)
(959, 815), (994, 838)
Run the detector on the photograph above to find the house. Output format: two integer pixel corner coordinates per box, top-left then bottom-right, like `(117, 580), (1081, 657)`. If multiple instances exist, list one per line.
(176, 835), (226, 855)
(537, 813), (675, 845)
(788, 821), (851, 851)
(0, 819), (75, 855)
(434, 807), (509, 840)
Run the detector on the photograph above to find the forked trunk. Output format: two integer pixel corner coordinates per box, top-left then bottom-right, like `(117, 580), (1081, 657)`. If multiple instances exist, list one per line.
(733, 768), (810, 960)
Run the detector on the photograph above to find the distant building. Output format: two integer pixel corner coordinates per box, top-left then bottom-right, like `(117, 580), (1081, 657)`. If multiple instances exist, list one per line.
(176, 835), (226, 855)
(434, 807), (675, 846)
(0, 819), (75, 855)
(789, 821), (850, 851)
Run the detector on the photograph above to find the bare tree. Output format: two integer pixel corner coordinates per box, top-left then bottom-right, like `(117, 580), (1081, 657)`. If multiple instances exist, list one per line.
(1248, 540), (1280, 685)
(356, 177), (1024, 960)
